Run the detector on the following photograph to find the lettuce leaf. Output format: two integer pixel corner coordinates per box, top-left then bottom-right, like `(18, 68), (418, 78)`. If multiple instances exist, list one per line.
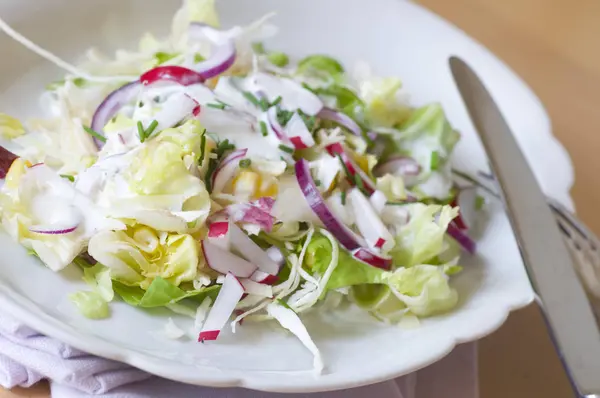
(82, 263), (114, 302)
(113, 277), (220, 308)
(69, 291), (110, 319)
(390, 203), (458, 267)
(88, 227), (200, 289)
(0, 113), (25, 139)
(297, 55), (344, 82)
(358, 76), (411, 128)
(304, 233), (386, 291)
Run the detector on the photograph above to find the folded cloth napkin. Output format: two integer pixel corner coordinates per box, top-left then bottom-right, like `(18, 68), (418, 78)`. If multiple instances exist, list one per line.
(0, 312), (478, 398)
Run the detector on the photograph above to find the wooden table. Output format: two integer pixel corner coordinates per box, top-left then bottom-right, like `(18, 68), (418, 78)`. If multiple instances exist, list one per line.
(2, 0), (599, 396)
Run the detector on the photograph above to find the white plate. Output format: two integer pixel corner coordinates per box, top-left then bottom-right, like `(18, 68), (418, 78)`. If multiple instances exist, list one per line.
(0, 0), (574, 392)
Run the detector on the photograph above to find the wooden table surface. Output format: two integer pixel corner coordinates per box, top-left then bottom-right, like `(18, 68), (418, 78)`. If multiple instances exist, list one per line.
(3, 0), (600, 396)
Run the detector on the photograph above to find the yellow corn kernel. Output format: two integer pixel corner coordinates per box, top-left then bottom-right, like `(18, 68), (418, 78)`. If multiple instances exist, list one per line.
(256, 175), (278, 198)
(232, 170), (260, 198)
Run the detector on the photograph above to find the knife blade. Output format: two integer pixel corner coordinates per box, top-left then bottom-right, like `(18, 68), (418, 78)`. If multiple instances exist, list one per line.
(449, 56), (600, 397)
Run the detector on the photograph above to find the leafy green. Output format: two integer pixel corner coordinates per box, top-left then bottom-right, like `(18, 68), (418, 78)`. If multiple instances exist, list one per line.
(0, 113), (25, 139)
(69, 291), (110, 319)
(113, 278), (220, 308)
(154, 52), (179, 65)
(297, 55), (344, 81)
(268, 52), (289, 67)
(82, 263), (114, 302)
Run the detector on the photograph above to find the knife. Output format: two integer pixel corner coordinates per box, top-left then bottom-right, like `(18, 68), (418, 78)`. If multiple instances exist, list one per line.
(449, 56), (600, 397)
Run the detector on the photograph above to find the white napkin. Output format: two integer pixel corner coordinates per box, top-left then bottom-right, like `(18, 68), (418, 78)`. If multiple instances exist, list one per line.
(0, 312), (478, 397)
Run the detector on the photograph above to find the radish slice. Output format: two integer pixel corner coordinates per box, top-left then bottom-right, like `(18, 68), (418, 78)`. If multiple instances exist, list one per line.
(352, 247), (392, 270)
(347, 188), (394, 253)
(285, 113), (315, 149)
(369, 190), (387, 215)
(221, 202), (274, 232)
(212, 148), (248, 193)
(326, 143), (376, 195)
(140, 65), (204, 86)
(447, 223), (476, 254)
(295, 159), (364, 250)
(454, 187), (478, 230)
(153, 92), (198, 133)
(90, 81), (141, 147)
(240, 278), (273, 297)
(207, 221), (230, 249)
(318, 107), (362, 136)
(266, 245), (285, 265)
(250, 270), (279, 285)
(198, 272), (245, 342)
(201, 240), (257, 277)
(229, 223), (279, 275)
(188, 23), (237, 81)
(374, 156), (421, 178)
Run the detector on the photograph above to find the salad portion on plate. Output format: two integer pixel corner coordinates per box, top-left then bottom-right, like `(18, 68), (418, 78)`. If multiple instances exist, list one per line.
(0, 0), (482, 372)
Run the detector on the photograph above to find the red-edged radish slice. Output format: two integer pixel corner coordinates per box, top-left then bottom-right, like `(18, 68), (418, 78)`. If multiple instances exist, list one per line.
(201, 240), (257, 277)
(369, 190), (387, 215)
(140, 65), (204, 86)
(249, 270), (279, 285)
(253, 197), (275, 212)
(222, 202), (275, 232)
(347, 188), (394, 253)
(207, 221), (230, 249)
(352, 247), (393, 270)
(153, 92), (198, 133)
(285, 112), (315, 149)
(295, 159), (365, 250)
(326, 143), (376, 195)
(212, 148), (248, 193)
(240, 278), (273, 297)
(198, 272), (245, 342)
(229, 223), (279, 275)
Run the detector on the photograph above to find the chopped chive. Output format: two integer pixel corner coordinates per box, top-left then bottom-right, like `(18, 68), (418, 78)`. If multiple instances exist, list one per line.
(153, 96), (160, 103)
(242, 91), (261, 108)
(354, 173), (365, 192)
(315, 179), (322, 187)
(198, 129), (207, 166)
(335, 153), (352, 179)
(138, 101), (144, 108)
(475, 195), (485, 210)
(259, 121), (269, 137)
(259, 97), (270, 111)
(193, 53), (204, 63)
(145, 120), (159, 138)
(301, 82), (316, 93)
(386, 201), (410, 206)
(206, 102), (226, 110)
(82, 125), (106, 143)
(137, 121), (146, 142)
(73, 77), (87, 88)
(340, 191), (347, 205)
(252, 42), (266, 54)
(271, 96), (282, 107)
(430, 151), (440, 171)
(278, 144), (294, 154)
(60, 174), (75, 182)
(239, 158), (252, 168)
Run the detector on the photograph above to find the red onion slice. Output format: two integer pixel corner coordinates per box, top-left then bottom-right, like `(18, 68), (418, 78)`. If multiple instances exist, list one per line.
(453, 187), (478, 230)
(188, 23), (237, 81)
(318, 107), (362, 136)
(295, 158), (363, 250)
(374, 156), (421, 178)
(140, 66), (204, 86)
(266, 107), (287, 140)
(229, 223), (279, 275)
(446, 223), (476, 254)
(250, 270), (279, 285)
(212, 148), (247, 193)
(0, 145), (18, 179)
(326, 143), (376, 195)
(201, 240), (257, 277)
(198, 272), (245, 342)
(352, 247), (392, 270)
(90, 81), (141, 148)
(29, 225), (78, 235)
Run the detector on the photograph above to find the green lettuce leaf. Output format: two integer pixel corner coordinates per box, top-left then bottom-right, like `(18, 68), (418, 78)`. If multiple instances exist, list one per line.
(358, 76), (411, 128)
(384, 264), (458, 316)
(88, 227), (199, 289)
(113, 277), (220, 308)
(69, 291), (110, 319)
(297, 55), (344, 82)
(82, 263), (114, 302)
(390, 203), (458, 267)
(0, 113), (25, 139)
(304, 233), (386, 291)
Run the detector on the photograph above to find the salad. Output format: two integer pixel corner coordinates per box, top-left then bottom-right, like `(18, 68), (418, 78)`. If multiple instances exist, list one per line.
(0, 0), (481, 372)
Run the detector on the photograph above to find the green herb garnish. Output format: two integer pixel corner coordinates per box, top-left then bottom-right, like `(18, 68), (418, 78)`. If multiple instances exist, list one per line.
(252, 42), (266, 54)
(297, 109), (316, 131)
(82, 125), (106, 143)
(193, 53), (204, 63)
(475, 195), (485, 210)
(315, 179), (322, 187)
(205, 139), (236, 193)
(137, 120), (159, 143)
(60, 174), (75, 182)
(239, 158), (252, 168)
(259, 121), (269, 137)
(276, 108), (294, 126)
(278, 144), (294, 154)
(271, 96), (282, 107)
(267, 51), (289, 67)
(386, 201), (410, 206)
(198, 129), (207, 166)
(206, 102), (226, 110)
(242, 91), (263, 109)
(430, 151), (440, 171)
(154, 51), (178, 65)
(340, 191), (347, 205)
